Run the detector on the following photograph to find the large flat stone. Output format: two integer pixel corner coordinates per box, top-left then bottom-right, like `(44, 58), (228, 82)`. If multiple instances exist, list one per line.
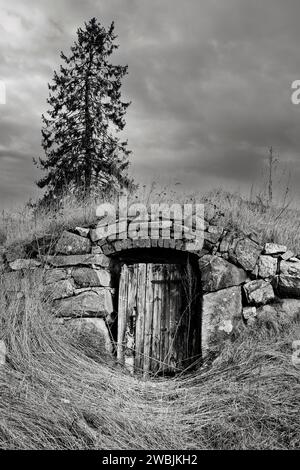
(71, 267), (111, 288)
(55, 231), (91, 255)
(202, 286), (242, 353)
(279, 260), (300, 297)
(243, 279), (275, 305)
(199, 255), (247, 293)
(54, 288), (113, 317)
(264, 243), (287, 255)
(43, 254), (110, 268)
(9, 259), (41, 270)
(280, 250), (295, 261)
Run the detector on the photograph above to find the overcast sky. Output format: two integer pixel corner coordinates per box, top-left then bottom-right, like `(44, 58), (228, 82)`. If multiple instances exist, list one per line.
(1, 0), (300, 208)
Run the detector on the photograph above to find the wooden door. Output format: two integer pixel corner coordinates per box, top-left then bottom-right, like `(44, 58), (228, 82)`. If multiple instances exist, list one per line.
(117, 263), (200, 375)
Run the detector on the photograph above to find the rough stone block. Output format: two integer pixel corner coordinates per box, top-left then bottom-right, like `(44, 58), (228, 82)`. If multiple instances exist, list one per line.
(169, 239), (176, 249)
(91, 246), (103, 254)
(279, 260), (300, 297)
(44, 268), (68, 284)
(9, 259), (41, 270)
(243, 279), (275, 305)
(257, 255), (278, 279)
(54, 288), (113, 317)
(71, 267), (111, 288)
(163, 239), (171, 249)
(280, 250), (295, 261)
(65, 318), (113, 354)
(232, 237), (262, 271)
(55, 231), (91, 255)
(43, 254), (110, 268)
(204, 231), (221, 244)
(207, 225), (224, 237)
(242, 306), (257, 323)
(74, 227), (90, 238)
(264, 243), (287, 255)
(202, 286), (242, 353)
(157, 238), (164, 248)
(174, 240), (184, 250)
(43, 279), (74, 300)
(204, 203), (217, 222)
(199, 255), (248, 293)
(151, 239), (158, 248)
(101, 243), (115, 255)
(113, 240), (128, 251)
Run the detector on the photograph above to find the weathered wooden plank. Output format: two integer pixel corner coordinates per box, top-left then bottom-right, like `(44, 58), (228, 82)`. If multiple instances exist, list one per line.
(143, 264), (154, 377)
(181, 265), (193, 368)
(135, 263), (147, 371)
(117, 264), (129, 364)
(176, 298), (187, 368)
(124, 265), (136, 374)
(168, 266), (182, 373)
(174, 265), (185, 368)
(155, 265), (164, 373)
(151, 266), (162, 373)
(161, 265), (171, 374)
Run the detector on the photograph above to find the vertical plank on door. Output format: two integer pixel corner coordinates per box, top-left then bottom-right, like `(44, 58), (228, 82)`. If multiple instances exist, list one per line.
(179, 265), (191, 369)
(135, 263), (147, 371)
(168, 266), (182, 373)
(156, 265), (165, 373)
(151, 265), (162, 373)
(124, 265), (136, 374)
(117, 264), (129, 364)
(143, 264), (154, 376)
(161, 265), (171, 374)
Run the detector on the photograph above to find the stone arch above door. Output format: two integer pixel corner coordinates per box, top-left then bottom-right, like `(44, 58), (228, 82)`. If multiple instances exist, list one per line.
(89, 216), (207, 257)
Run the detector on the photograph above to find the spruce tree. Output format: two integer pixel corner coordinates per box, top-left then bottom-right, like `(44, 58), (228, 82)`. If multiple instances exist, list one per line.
(35, 18), (132, 201)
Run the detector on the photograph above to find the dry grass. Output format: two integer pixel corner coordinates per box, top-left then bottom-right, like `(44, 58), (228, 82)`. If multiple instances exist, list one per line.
(1, 184), (299, 254)
(0, 283), (299, 450)
(204, 189), (300, 253)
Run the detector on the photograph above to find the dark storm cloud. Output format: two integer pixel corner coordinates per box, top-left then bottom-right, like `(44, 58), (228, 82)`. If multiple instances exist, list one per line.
(0, 0), (300, 208)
